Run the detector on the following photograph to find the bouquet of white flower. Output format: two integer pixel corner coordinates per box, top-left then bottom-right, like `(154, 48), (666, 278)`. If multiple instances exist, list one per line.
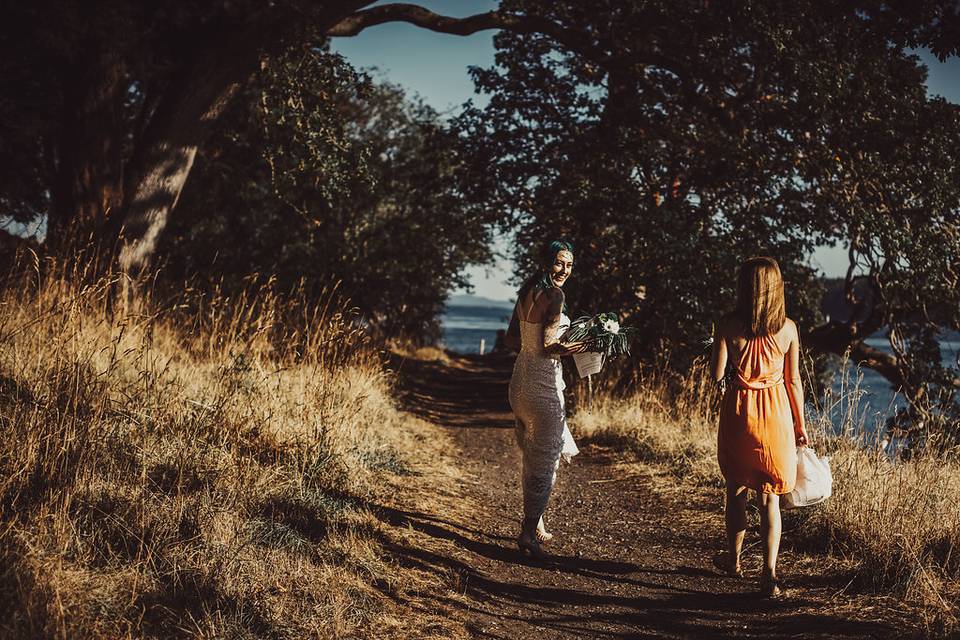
(563, 312), (637, 358)
(562, 312), (636, 377)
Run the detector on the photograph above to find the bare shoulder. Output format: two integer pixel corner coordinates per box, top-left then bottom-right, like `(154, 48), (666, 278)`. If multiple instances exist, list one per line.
(526, 286), (564, 322)
(784, 317), (799, 337)
(542, 286), (565, 311)
(781, 318), (800, 347)
(544, 286), (565, 303)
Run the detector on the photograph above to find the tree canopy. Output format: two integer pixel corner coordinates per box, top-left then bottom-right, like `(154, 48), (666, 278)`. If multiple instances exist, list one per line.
(454, 0), (960, 440)
(162, 45), (490, 340)
(1, 0), (960, 438)
(0, 1), (620, 279)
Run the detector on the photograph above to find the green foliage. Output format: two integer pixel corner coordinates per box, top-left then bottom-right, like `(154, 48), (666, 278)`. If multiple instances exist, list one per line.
(163, 44), (491, 341)
(857, 0), (960, 60)
(1, 0), (958, 435)
(456, 0), (960, 435)
(565, 313), (637, 357)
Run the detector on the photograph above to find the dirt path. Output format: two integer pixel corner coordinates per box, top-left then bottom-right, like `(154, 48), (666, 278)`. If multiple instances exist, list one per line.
(383, 352), (909, 639)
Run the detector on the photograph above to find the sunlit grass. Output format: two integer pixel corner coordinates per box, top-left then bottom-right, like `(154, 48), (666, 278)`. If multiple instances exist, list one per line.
(571, 358), (960, 634)
(0, 251), (465, 639)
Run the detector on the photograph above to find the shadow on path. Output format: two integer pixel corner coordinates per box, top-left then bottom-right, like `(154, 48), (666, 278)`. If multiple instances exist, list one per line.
(389, 352), (515, 429)
(384, 351), (904, 639)
(371, 499), (898, 640)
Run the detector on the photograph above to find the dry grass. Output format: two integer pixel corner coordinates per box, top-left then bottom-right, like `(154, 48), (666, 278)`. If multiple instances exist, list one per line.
(0, 253), (466, 639)
(572, 360), (722, 487)
(571, 359), (960, 635)
(387, 340), (452, 365)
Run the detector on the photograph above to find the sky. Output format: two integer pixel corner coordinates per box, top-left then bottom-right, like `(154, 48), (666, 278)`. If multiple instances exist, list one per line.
(331, 4), (960, 301)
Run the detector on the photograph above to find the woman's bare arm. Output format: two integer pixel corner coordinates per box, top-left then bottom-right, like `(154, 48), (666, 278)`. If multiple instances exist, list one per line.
(541, 288), (587, 356)
(541, 288), (564, 349)
(710, 319), (728, 383)
(784, 320), (809, 446)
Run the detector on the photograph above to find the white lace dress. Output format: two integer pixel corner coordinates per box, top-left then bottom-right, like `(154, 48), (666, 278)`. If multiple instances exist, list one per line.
(508, 312), (579, 522)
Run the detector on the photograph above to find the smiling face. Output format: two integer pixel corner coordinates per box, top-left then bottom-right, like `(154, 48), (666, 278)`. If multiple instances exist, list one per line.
(549, 249), (574, 288)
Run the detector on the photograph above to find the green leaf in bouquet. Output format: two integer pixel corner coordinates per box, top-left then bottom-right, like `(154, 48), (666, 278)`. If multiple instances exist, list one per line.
(563, 313), (638, 358)
(563, 316), (596, 342)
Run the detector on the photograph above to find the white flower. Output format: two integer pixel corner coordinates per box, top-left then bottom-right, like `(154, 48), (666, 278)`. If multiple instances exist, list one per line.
(601, 319), (620, 334)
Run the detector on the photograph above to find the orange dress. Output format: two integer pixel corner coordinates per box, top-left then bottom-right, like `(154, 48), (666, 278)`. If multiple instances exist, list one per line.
(717, 333), (797, 495)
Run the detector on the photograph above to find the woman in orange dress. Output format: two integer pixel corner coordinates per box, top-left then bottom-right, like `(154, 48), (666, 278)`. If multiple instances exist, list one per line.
(710, 256), (809, 597)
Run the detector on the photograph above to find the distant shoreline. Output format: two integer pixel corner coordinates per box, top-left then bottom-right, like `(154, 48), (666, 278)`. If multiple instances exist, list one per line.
(447, 293), (514, 310)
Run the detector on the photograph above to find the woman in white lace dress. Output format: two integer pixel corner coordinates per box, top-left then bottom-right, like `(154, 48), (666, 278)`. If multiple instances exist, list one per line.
(505, 240), (588, 558)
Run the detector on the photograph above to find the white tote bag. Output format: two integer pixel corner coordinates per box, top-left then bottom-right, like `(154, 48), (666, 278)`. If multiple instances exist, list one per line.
(783, 447), (832, 509)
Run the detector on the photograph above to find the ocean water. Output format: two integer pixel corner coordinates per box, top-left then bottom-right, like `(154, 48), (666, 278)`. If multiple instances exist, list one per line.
(822, 336), (960, 436)
(441, 303), (513, 354)
(441, 301), (960, 435)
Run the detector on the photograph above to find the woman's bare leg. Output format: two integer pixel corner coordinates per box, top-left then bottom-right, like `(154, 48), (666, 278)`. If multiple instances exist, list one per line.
(725, 485), (748, 573)
(518, 448), (558, 557)
(758, 493), (782, 575)
(758, 493), (783, 595)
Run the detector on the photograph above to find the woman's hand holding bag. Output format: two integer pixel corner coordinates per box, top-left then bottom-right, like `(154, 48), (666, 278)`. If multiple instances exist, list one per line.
(783, 447), (832, 509)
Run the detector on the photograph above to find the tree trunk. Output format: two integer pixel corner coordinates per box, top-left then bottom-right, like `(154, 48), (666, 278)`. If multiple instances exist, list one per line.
(116, 4), (371, 282)
(115, 25), (268, 282)
(48, 47), (126, 250)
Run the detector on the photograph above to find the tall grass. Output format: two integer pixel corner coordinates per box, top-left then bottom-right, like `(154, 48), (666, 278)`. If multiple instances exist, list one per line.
(800, 368), (960, 633)
(571, 359), (960, 633)
(0, 252), (460, 638)
(573, 360), (722, 486)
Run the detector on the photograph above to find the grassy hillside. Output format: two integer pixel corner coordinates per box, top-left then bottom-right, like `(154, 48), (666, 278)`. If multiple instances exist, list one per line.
(0, 255), (466, 639)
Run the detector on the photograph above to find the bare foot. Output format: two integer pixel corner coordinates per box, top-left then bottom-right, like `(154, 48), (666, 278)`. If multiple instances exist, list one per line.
(712, 553), (744, 578)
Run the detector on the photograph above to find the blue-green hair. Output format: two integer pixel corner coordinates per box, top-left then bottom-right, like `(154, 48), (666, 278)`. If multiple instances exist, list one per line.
(516, 239), (574, 306)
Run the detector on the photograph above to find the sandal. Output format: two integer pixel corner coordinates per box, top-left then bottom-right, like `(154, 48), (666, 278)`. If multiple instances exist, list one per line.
(712, 553), (744, 578)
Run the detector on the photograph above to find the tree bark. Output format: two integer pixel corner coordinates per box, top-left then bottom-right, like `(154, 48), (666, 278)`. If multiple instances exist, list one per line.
(115, 24), (269, 281)
(115, 3), (374, 282)
(48, 46), (126, 249)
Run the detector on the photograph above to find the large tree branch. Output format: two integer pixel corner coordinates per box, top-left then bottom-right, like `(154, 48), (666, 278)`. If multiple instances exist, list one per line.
(327, 3), (686, 75)
(803, 322), (905, 389)
(804, 320), (960, 393)
(331, 3), (778, 142)
(329, 4), (576, 39)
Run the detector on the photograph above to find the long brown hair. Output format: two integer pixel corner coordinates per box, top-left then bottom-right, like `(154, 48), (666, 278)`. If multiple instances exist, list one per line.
(736, 256), (786, 337)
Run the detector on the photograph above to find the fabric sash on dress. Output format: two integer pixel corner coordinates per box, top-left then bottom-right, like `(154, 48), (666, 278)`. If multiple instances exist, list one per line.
(734, 372), (784, 390)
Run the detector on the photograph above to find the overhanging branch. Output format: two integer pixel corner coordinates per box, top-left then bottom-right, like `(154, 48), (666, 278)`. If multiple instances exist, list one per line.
(327, 3), (684, 75)
(803, 322), (905, 389)
(803, 321), (960, 393)
(329, 3), (581, 41)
